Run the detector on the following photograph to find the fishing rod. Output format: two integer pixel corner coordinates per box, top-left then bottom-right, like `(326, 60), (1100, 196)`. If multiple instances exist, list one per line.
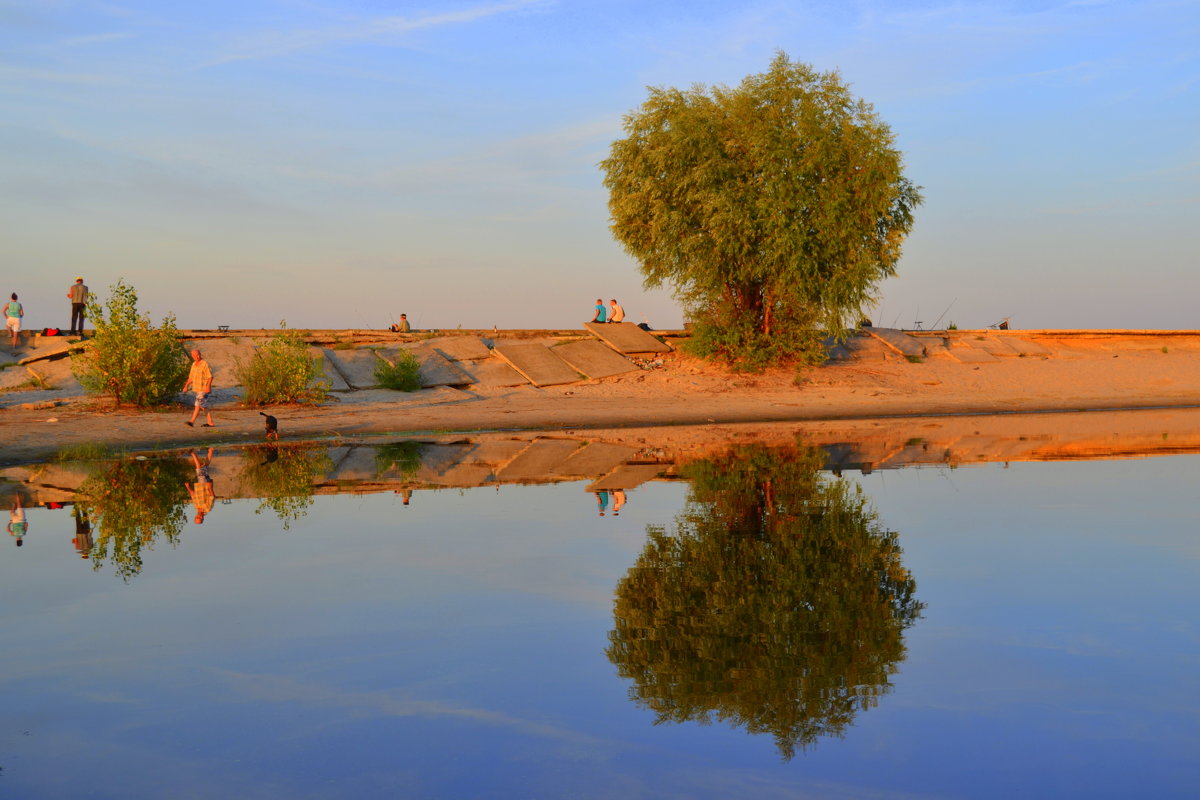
(930, 298), (957, 331)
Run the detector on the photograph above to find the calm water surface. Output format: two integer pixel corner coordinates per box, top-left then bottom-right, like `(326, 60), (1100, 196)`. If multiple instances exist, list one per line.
(0, 439), (1196, 799)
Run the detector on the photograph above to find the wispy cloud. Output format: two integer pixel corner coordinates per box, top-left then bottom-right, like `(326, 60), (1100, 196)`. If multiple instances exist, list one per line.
(0, 65), (118, 85)
(59, 31), (135, 47)
(213, 0), (549, 65)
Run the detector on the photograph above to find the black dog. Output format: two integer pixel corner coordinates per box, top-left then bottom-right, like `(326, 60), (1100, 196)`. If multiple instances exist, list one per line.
(259, 411), (278, 440)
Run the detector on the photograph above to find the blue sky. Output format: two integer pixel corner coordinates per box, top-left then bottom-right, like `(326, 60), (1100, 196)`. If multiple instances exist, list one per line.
(2, 0), (1196, 331)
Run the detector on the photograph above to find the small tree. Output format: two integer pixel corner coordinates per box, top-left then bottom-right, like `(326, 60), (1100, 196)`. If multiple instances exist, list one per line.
(235, 323), (331, 405)
(601, 52), (922, 369)
(71, 280), (189, 406)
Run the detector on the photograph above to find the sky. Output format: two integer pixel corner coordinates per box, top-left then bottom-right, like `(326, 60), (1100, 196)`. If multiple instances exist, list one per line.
(1, 0), (1197, 331)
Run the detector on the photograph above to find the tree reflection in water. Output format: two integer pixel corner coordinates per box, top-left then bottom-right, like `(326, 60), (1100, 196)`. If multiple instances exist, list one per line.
(238, 444), (333, 530)
(75, 458), (191, 581)
(607, 444), (924, 759)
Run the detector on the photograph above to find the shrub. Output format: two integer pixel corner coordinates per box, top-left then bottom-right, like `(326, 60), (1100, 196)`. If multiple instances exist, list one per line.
(683, 308), (827, 373)
(71, 280), (189, 407)
(235, 324), (331, 405)
(374, 349), (423, 391)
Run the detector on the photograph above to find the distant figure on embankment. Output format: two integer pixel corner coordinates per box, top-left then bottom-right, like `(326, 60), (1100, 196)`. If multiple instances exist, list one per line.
(591, 299), (607, 324)
(390, 314), (411, 333)
(67, 276), (88, 337)
(5, 292), (24, 349)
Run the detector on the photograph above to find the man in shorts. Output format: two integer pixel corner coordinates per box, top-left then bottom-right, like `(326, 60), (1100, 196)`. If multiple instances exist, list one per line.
(182, 349), (214, 427)
(5, 292), (23, 348)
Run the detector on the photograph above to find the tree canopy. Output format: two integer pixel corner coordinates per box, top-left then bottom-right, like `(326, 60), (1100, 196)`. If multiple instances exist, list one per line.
(607, 444), (923, 759)
(601, 52), (922, 368)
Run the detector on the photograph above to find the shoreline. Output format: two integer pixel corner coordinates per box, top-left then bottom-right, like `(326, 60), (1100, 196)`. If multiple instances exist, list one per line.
(3, 328), (1200, 466)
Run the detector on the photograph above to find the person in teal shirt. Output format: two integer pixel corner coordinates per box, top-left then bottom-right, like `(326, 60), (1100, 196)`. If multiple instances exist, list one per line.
(5, 292), (23, 348)
(591, 298), (606, 323)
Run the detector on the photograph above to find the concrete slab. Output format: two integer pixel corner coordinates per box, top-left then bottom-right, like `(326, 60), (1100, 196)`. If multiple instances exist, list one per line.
(584, 322), (672, 354)
(326, 446), (380, 481)
(26, 358), (82, 392)
(0, 365), (33, 390)
(496, 438), (585, 482)
(463, 440), (532, 471)
(375, 346), (475, 387)
(587, 463), (667, 491)
(972, 337), (1023, 357)
(412, 346), (475, 387)
(947, 347), (999, 363)
(492, 343), (581, 387)
(552, 442), (638, 478)
(921, 339), (956, 360)
(324, 348), (384, 389)
(1005, 337), (1051, 355)
(424, 336), (492, 361)
(840, 335), (892, 362)
(406, 443), (476, 481)
(182, 337), (262, 378)
(17, 339), (79, 365)
(552, 340), (639, 379)
(456, 358), (529, 388)
(865, 328), (926, 358)
(314, 348), (351, 391)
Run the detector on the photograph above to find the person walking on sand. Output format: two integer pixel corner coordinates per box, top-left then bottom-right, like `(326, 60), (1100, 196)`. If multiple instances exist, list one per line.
(590, 298), (606, 324)
(182, 349), (214, 428)
(5, 292), (24, 349)
(609, 299), (625, 323)
(67, 277), (88, 336)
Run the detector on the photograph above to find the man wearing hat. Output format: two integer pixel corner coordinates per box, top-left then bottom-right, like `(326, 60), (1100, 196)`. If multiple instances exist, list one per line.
(67, 276), (88, 337)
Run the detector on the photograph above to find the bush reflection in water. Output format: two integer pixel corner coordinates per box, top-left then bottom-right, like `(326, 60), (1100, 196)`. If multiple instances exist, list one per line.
(607, 444), (924, 759)
(236, 444), (333, 530)
(73, 444), (332, 578)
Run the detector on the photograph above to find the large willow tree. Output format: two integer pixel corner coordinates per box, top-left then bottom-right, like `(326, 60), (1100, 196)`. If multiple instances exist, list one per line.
(607, 444), (923, 759)
(601, 53), (922, 368)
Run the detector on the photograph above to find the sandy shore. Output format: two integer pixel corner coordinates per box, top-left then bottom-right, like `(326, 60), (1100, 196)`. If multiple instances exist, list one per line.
(2, 329), (1199, 466)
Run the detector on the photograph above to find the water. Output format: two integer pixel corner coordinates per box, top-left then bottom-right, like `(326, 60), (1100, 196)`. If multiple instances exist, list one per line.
(0, 431), (1197, 799)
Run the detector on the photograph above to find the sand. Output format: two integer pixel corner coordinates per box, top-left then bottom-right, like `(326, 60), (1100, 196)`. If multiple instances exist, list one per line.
(2, 329), (1199, 466)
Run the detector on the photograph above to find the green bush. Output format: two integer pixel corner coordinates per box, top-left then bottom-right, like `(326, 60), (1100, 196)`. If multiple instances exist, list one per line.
(374, 349), (422, 391)
(683, 307), (828, 373)
(235, 324), (331, 405)
(71, 280), (189, 406)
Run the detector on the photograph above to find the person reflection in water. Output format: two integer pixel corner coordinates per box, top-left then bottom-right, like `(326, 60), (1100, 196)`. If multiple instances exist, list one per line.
(72, 504), (92, 558)
(611, 490), (626, 516)
(8, 495), (27, 547)
(186, 448), (216, 525)
(595, 490), (610, 516)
